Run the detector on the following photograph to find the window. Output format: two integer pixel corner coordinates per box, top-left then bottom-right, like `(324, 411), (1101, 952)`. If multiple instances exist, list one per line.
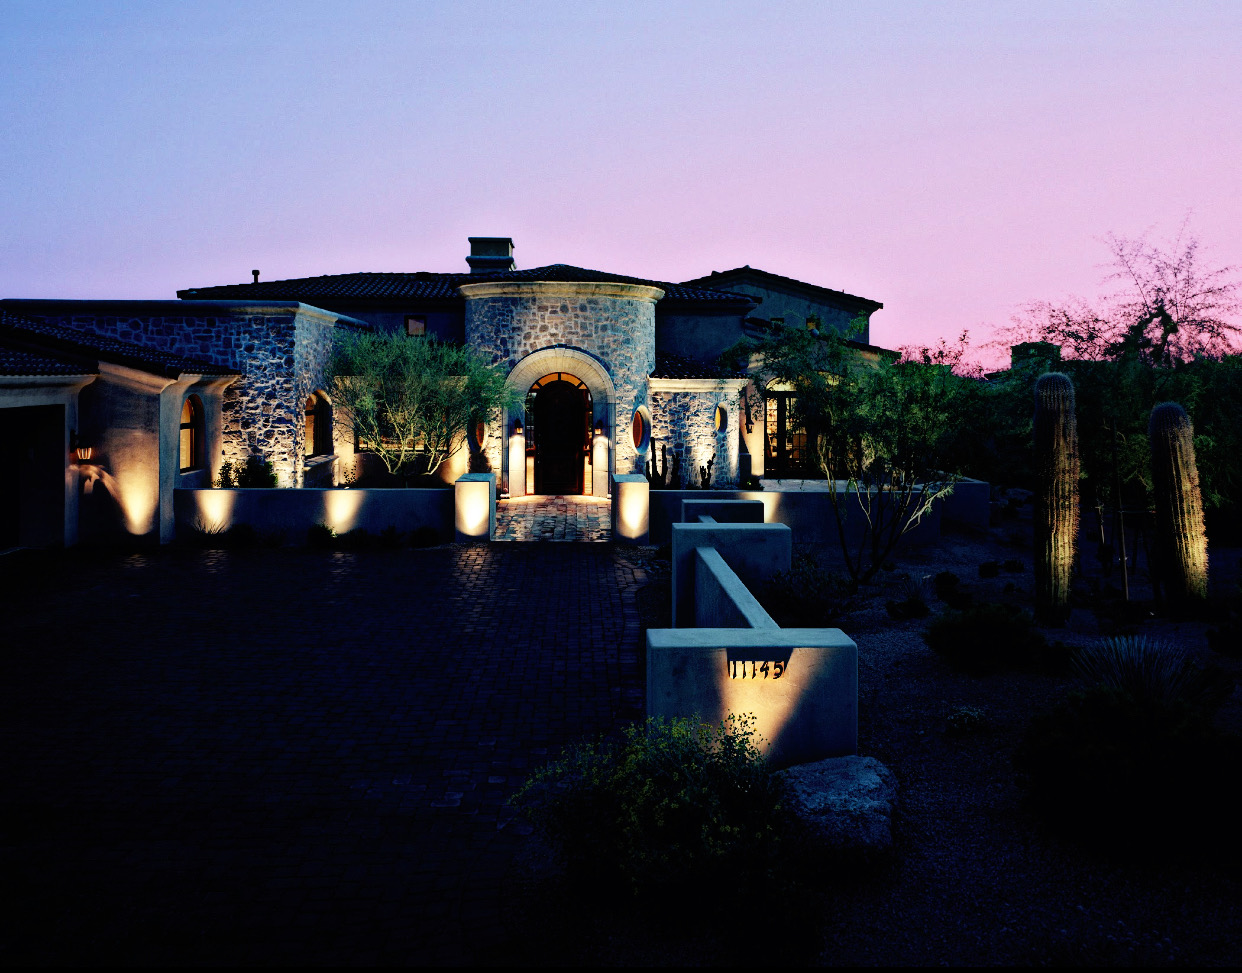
(631, 406), (651, 452)
(764, 391), (818, 478)
(180, 395), (204, 472)
(405, 315), (426, 336)
(305, 392), (332, 457)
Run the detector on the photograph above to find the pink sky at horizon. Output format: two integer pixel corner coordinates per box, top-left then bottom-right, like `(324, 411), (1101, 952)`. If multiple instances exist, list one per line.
(2, 1), (1239, 368)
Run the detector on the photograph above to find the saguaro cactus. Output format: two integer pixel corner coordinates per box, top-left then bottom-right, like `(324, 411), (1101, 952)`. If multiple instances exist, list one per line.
(1148, 402), (1208, 608)
(1033, 372), (1079, 624)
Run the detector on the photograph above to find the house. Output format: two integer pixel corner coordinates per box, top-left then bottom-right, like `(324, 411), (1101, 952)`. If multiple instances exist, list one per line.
(2, 238), (886, 547)
(0, 308), (239, 546)
(179, 238), (887, 492)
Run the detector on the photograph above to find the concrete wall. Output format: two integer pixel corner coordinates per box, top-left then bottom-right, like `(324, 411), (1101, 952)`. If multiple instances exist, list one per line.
(175, 486), (455, 540)
(648, 487), (943, 548)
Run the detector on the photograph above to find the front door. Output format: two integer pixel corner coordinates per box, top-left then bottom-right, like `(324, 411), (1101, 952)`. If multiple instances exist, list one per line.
(532, 379), (588, 494)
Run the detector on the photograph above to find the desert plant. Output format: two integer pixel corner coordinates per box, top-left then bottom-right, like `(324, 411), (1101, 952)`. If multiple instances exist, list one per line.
(978, 561), (1000, 579)
(644, 441), (681, 490)
(761, 550), (858, 627)
(509, 714), (793, 898)
(214, 460), (237, 489)
(218, 453), (278, 488)
(1033, 372), (1079, 625)
(224, 523), (259, 548)
(378, 525), (404, 549)
(945, 705), (988, 735)
(699, 454), (714, 489)
(307, 522), (336, 549)
(409, 525), (441, 548)
(923, 602), (1046, 674)
(886, 574), (931, 620)
(1148, 401), (1209, 610)
(337, 527), (373, 550)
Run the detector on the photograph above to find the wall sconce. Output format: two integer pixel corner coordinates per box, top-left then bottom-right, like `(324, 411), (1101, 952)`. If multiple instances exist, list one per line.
(594, 421), (605, 437)
(512, 420), (524, 436)
(70, 429), (93, 462)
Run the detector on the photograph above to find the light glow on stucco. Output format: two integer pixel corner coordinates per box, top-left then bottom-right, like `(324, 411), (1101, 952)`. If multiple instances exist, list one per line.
(197, 488), (236, 528)
(116, 468), (160, 536)
(325, 488), (363, 533)
(716, 651), (801, 759)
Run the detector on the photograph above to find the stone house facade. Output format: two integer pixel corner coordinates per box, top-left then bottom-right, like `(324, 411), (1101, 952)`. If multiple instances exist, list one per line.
(180, 238), (884, 494)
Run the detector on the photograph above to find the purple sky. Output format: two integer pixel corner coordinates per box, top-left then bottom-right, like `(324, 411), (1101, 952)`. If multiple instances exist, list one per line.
(3, 1), (1239, 363)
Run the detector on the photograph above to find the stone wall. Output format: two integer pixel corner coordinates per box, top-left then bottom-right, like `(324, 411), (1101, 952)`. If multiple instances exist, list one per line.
(648, 381), (742, 488)
(7, 301), (358, 488)
(461, 281), (662, 476)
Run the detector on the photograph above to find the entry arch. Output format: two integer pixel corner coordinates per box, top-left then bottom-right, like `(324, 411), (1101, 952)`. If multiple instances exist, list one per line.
(505, 347), (615, 496)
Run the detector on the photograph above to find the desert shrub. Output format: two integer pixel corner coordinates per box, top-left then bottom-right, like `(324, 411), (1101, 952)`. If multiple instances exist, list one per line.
(307, 522), (336, 549)
(378, 526), (404, 549)
(978, 561), (1001, 579)
(408, 525), (441, 548)
(933, 571), (973, 609)
(179, 521), (228, 548)
(945, 705), (988, 735)
(923, 602), (1046, 674)
(1015, 686), (1238, 853)
(337, 527), (373, 551)
(761, 551), (858, 627)
(217, 454), (278, 489)
(510, 715), (796, 900)
(887, 574), (931, 620)
(224, 523), (258, 548)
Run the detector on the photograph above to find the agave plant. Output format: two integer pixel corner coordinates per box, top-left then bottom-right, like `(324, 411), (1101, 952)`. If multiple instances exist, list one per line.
(1071, 635), (1192, 707)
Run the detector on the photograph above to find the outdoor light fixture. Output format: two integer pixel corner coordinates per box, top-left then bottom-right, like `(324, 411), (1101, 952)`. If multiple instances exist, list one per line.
(594, 421), (604, 437)
(512, 420), (524, 436)
(70, 429), (92, 462)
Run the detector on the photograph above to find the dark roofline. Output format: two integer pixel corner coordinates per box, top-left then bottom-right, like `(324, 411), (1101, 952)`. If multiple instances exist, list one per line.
(3, 298), (368, 327)
(682, 266), (883, 313)
(0, 308), (239, 379)
(178, 265), (756, 309)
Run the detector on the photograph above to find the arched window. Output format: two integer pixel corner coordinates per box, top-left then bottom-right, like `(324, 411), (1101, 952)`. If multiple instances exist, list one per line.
(180, 395), (204, 472)
(305, 391), (332, 457)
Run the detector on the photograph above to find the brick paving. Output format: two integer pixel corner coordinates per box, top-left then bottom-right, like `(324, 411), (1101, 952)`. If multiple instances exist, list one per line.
(495, 495), (612, 542)
(0, 540), (648, 965)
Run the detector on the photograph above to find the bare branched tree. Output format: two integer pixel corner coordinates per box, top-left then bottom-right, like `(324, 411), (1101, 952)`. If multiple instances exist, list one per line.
(1002, 222), (1241, 365)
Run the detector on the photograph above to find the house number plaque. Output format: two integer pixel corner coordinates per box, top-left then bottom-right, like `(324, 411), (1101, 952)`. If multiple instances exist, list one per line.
(729, 659), (786, 679)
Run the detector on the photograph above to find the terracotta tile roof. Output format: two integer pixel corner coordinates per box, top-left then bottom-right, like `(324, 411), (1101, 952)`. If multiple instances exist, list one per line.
(178, 264), (755, 306)
(0, 309), (237, 378)
(651, 350), (743, 380)
(683, 265), (883, 312)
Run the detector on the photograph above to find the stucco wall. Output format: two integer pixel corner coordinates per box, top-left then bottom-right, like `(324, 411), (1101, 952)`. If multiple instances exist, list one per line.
(461, 281), (662, 477)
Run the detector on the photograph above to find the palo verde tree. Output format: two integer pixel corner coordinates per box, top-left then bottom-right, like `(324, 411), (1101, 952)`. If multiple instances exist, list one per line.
(328, 331), (517, 484)
(743, 321), (981, 585)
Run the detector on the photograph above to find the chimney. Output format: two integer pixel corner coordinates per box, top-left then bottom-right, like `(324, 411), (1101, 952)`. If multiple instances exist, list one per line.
(252, 269), (260, 283)
(466, 237), (515, 274)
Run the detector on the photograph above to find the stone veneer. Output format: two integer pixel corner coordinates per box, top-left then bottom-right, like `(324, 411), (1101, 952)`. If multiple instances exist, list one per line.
(21, 302), (358, 487)
(460, 281), (663, 478)
(648, 382), (743, 488)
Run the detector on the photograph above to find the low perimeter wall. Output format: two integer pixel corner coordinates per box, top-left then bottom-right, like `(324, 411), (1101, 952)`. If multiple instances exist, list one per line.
(174, 487), (456, 540)
(648, 488), (947, 547)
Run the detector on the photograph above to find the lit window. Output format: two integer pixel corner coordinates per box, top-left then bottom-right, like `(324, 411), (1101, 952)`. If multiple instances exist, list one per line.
(305, 392), (332, 457)
(405, 315), (426, 336)
(180, 395), (204, 472)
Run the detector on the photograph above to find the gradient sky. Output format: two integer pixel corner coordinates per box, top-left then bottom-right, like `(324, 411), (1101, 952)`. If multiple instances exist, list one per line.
(3, 0), (1240, 362)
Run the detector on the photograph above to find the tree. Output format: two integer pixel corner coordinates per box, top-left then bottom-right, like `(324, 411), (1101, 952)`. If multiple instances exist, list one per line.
(328, 331), (517, 484)
(747, 322), (981, 585)
(1005, 224), (1241, 365)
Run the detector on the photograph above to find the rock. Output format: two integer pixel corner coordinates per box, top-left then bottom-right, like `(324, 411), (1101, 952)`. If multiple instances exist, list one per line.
(777, 755), (898, 853)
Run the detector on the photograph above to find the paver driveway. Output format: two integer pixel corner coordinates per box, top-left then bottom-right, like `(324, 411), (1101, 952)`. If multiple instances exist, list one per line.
(0, 542), (648, 965)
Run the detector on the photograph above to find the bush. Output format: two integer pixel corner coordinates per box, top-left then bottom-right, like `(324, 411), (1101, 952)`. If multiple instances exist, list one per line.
(337, 527), (373, 551)
(224, 523), (258, 548)
(886, 574), (930, 620)
(378, 526), (404, 549)
(307, 522), (336, 549)
(510, 715), (796, 900)
(978, 561), (1001, 579)
(408, 525), (442, 548)
(922, 602), (1046, 674)
(216, 455), (278, 488)
(761, 550), (858, 627)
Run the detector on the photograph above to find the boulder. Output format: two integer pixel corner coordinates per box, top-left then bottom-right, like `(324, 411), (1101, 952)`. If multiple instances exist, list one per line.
(777, 755), (897, 853)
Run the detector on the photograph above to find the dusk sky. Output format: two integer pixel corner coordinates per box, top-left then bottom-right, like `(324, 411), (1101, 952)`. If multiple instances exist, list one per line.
(3, 0), (1240, 362)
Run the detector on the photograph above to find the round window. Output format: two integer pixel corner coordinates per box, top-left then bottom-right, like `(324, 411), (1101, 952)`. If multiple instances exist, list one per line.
(631, 407), (651, 452)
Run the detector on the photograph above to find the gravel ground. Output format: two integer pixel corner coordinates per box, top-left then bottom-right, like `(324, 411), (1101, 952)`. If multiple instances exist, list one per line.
(513, 510), (1242, 967)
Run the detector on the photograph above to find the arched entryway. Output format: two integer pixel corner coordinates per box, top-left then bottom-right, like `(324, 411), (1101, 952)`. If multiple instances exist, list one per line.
(527, 372), (592, 494)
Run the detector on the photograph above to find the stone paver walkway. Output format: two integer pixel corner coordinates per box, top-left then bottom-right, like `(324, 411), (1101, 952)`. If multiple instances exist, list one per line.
(495, 494), (611, 542)
(0, 542), (647, 966)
